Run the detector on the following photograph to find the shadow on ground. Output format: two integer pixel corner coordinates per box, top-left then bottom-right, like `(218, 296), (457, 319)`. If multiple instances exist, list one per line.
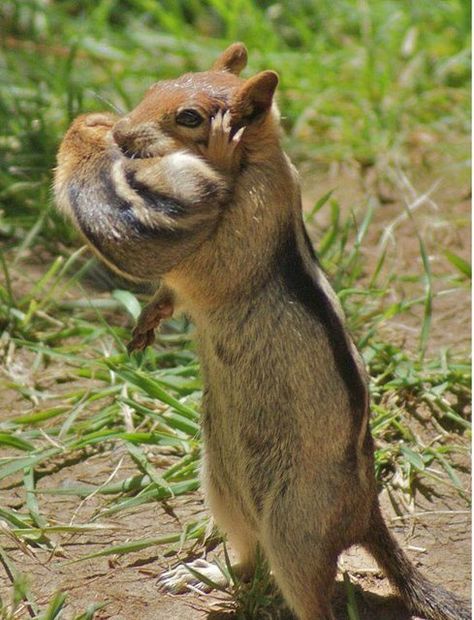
(205, 581), (413, 619)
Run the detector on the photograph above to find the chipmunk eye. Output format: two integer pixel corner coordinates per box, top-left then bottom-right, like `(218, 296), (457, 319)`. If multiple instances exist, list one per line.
(175, 109), (204, 128)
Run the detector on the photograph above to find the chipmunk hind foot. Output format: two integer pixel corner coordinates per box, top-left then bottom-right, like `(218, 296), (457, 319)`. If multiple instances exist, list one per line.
(158, 558), (228, 594)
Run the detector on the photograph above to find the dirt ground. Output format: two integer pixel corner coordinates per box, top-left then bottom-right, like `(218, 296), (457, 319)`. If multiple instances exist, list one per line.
(0, 165), (471, 619)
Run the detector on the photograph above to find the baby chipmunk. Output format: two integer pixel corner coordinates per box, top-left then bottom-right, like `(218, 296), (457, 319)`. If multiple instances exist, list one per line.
(54, 43), (470, 620)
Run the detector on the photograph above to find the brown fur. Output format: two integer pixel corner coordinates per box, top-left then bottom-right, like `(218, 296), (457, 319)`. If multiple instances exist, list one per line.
(54, 112), (233, 282)
(54, 43), (470, 620)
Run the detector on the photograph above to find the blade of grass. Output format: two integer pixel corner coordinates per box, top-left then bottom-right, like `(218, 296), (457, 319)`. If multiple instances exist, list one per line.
(444, 250), (471, 279)
(68, 521), (205, 563)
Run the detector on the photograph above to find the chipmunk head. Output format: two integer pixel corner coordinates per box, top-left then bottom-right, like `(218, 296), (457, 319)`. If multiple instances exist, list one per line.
(113, 43), (279, 161)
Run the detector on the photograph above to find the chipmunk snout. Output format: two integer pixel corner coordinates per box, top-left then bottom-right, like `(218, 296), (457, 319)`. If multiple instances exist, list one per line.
(112, 118), (139, 157)
(112, 119), (173, 158)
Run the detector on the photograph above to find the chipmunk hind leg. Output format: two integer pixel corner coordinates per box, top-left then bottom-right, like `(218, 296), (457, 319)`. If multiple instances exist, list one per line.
(203, 468), (258, 579)
(158, 473), (257, 595)
(259, 486), (348, 620)
(262, 532), (337, 620)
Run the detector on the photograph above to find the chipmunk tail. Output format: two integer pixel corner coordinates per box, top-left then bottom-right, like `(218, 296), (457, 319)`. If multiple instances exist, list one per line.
(364, 504), (471, 620)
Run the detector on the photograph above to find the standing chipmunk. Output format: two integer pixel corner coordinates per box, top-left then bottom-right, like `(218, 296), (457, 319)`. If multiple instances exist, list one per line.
(54, 44), (470, 620)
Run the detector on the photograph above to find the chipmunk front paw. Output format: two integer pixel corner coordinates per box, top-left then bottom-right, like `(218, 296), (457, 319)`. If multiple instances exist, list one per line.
(201, 110), (245, 174)
(127, 294), (174, 353)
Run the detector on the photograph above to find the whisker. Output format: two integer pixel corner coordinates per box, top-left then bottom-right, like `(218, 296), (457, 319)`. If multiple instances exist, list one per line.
(86, 90), (125, 115)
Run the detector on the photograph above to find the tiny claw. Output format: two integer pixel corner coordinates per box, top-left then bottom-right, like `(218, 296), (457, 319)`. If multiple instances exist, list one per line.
(232, 126), (246, 143)
(221, 110), (232, 133)
(127, 329), (155, 353)
(211, 109), (224, 126)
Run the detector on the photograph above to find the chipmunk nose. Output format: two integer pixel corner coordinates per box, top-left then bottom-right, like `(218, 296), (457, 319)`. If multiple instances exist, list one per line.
(112, 118), (135, 155)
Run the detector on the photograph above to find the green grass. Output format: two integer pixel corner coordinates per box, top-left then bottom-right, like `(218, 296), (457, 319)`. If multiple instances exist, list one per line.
(0, 1), (471, 618)
(0, 570), (104, 620)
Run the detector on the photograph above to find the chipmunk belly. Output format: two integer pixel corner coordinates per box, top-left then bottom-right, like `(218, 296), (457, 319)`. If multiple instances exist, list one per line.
(197, 272), (369, 517)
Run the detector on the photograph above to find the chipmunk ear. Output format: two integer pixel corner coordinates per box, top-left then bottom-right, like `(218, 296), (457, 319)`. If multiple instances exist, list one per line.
(231, 70), (279, 122)
(212, 42), (248, 75)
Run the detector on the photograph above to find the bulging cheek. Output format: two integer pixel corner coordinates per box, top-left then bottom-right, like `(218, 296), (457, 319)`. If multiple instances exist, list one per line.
(113, 118), (180, 158)
(122, 131), (179, 158)
(145, 133), (181, 157)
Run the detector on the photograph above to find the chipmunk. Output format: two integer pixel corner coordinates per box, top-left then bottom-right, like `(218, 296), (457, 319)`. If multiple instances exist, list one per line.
(54, 43), (470, 620)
